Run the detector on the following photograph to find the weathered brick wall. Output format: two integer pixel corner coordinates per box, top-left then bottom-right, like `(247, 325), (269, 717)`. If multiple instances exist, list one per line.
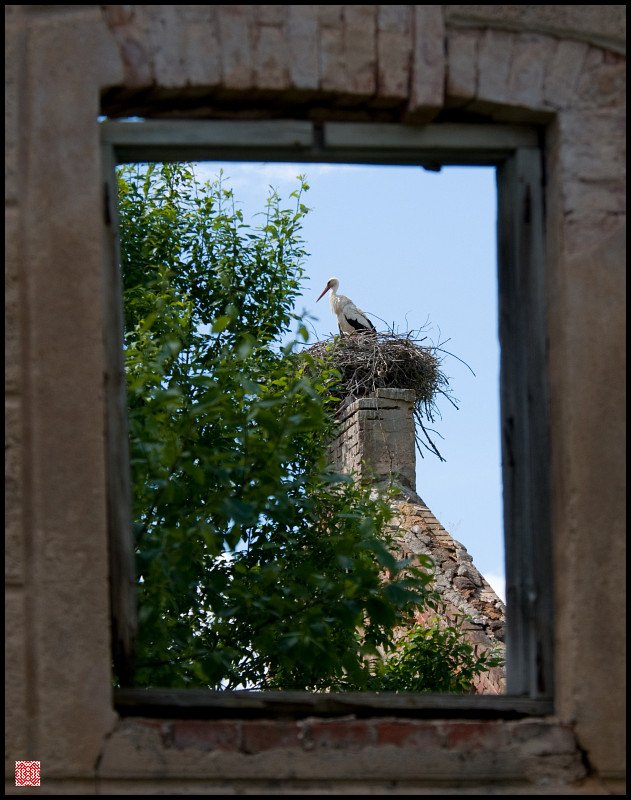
(329, 388), (507, 694)
(99, 5), (446, 122)
(329, 388), (417, 490)
(392, 499), (507, 695)
(95, 716), (586, 792)
(5, 4), (626, 794)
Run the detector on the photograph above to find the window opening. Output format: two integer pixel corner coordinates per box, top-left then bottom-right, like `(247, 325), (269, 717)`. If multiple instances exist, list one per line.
(102, 120), (552, 713)
(196, 160), (504, 602)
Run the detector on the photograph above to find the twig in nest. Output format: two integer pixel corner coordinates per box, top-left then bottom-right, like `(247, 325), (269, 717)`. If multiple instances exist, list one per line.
(303, 331), (458, 462)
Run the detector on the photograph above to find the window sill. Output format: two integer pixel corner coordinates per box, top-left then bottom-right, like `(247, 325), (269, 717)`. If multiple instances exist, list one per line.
(114, 687), (552, 720)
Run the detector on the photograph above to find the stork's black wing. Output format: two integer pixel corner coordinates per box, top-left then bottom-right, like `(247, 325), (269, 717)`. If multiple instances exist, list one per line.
(346, 315), (375, 333)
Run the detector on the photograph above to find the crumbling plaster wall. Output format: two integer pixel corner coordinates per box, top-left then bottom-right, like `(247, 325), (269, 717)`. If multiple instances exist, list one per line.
(5, 4), (625, 794)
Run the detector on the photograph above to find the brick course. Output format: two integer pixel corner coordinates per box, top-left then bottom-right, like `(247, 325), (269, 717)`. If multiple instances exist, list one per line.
(95, 716), (587, 788)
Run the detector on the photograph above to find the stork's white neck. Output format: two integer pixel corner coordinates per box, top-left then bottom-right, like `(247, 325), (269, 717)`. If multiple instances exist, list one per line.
(330, 291), (350, 315)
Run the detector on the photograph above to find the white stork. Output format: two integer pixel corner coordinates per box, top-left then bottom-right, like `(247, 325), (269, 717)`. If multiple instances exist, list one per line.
(316, 277), (376, 336)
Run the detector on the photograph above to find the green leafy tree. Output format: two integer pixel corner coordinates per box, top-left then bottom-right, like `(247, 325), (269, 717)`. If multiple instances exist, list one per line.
(118, 162), (500, 692)
(118, 162), (436, 690)
(365, 610), (504, 693)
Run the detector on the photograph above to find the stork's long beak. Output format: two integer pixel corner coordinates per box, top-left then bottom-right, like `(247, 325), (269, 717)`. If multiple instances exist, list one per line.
(316, 285), (330, 302)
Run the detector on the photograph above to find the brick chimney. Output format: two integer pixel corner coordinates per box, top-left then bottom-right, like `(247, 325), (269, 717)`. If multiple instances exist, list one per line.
(329, 386), (507, 693)
(329, 388), (417, 492)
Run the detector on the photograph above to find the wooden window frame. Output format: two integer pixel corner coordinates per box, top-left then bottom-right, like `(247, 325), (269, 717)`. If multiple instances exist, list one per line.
(101, 119), (552, 718)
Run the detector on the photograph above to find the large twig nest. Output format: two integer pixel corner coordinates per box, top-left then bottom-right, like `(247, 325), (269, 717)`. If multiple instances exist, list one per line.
(304, 332), (458, 461)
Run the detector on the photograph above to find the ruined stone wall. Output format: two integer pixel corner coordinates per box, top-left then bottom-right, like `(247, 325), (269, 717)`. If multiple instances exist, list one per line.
(328, 387), (507, 694)
(5, 4), (625, 794)
(391, 498), (506, 695)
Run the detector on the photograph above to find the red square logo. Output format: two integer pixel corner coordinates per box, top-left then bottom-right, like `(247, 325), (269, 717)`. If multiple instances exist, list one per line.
(15, 761), (41, 787)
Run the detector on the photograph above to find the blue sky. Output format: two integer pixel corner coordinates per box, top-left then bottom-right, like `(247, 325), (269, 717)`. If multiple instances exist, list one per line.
(195, 160), (505, 602)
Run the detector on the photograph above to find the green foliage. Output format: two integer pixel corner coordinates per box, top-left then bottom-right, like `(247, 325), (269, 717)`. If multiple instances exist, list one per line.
(118, 161), (498, 694)
(118, 162), (437, 690)
(364, 609), (504, 694)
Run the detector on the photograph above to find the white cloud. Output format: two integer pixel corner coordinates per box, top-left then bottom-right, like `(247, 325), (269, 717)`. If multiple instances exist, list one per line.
(194, 160), (363, 189)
